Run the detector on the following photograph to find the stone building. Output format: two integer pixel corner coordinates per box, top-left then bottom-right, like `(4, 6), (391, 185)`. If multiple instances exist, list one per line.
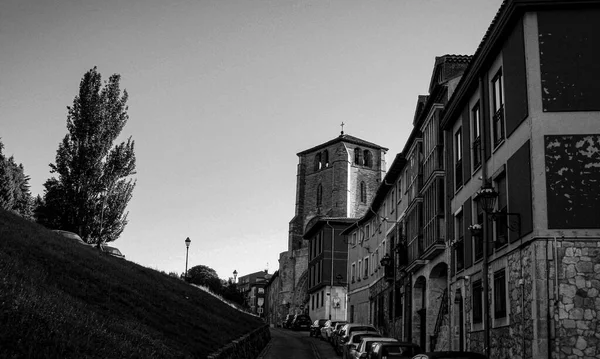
(269, 131), (387, 326)
(440, 0), (600, 358)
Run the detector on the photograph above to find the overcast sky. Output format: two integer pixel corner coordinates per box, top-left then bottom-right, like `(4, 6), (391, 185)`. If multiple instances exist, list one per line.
(1, 0), (502, 280)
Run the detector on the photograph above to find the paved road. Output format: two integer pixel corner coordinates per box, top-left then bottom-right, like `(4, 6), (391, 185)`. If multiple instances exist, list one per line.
(258, 327), (339, 359)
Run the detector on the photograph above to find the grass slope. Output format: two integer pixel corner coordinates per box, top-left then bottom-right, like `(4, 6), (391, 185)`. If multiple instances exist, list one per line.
(0, 210), (264, 358)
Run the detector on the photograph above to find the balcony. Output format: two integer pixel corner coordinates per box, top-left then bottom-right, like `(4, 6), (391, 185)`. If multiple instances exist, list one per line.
(406, 235), (426, 272)
(423, 145), (444, 182)
(407, 174), (423, 204)
(422, 216), (445, 260)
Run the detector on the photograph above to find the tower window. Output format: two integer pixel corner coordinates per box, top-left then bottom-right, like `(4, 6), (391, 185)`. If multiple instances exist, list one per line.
(314, 153), (322, 171)
(360, 181), (367, 203)
(363, 150), (372, 167)
(323, 150), (329, 167)
(317, 183), (323, 206)
(354, 147), (361, 165)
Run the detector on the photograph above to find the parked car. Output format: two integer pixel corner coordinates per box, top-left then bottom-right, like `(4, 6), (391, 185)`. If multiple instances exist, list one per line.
(52, 230), (91, 246)
(310, 319), (328, 337)
(342, 331), (382, 359)
(99, 244), (125, 259)
(331, 321), (349, 350)
(291, 314), (312, 331)
(336, 324), (379, 355)
(411, 352), (487, 359)
(321, 320), (345, 342)
(282, 314), (294, 329)
(352, 336), (398, 359)
(369, 341), (422, 359)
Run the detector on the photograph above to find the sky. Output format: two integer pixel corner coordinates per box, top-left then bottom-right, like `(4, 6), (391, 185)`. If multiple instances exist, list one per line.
(1, 0), (502, 280)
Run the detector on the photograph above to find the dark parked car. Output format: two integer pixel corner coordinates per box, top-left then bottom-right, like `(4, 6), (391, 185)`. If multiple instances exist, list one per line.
(99, 244), (125, 259)
(310, 319), (328, 337)
(369, 341), (422, 358)
(291, 314), (312, 331)
(411, 352), (487, 359)
(282, 314), (294, 329)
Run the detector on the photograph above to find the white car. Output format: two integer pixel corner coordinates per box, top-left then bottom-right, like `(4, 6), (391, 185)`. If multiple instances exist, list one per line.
(352, 336), (398, 359)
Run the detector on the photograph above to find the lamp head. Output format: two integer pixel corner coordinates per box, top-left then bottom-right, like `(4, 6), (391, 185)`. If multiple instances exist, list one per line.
(185, 237), (191, 248)
(473, 185), (498, 214)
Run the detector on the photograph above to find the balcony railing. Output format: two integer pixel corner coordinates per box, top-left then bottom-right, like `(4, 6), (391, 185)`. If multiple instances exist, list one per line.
(407, 174), (423, 203)
(408, 235), (424, 264)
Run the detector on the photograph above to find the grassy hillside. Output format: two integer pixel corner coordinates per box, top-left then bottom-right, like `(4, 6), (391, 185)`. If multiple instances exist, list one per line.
(0, 209), (264, 358)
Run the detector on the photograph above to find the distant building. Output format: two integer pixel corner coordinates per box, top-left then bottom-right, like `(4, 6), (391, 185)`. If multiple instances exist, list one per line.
(238, 270), (269, 316)
(303, 216), (355, 321)
(266, 132), (387, 326)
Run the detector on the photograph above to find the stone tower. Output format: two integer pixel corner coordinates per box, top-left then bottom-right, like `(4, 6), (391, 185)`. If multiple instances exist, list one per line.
(278, 131), (387, 316)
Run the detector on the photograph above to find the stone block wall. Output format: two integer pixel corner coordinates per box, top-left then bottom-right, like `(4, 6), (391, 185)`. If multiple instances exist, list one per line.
(207, 324), (271, 359)
(555, 240), (600, 359)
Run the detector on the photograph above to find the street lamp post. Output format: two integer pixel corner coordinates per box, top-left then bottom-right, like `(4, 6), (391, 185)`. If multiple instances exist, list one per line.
(233, 270), (238, 283)
(185, 237), (191, 281)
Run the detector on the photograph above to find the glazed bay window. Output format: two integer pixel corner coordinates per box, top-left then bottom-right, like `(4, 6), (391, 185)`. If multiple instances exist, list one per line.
(455, 128), (463, 189)
(472, 279), (483, 324)
(472, 102), (481, 169)
(494, 269), (507, 319)
(492, 70), (505, 146)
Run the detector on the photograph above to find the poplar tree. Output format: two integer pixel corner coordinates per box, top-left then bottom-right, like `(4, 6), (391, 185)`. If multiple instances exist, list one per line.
(37, 67), (136, 244)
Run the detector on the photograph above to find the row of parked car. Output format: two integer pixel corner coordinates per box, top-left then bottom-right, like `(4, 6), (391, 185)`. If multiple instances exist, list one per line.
(53, 230), (125, 259)
(281, 313), (312, 331)
(306, 318), (487, 359)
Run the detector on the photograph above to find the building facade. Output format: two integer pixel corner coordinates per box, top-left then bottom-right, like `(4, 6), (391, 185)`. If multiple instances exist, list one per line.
(440, 1), (600, 358)
(303, 217), (354, 322)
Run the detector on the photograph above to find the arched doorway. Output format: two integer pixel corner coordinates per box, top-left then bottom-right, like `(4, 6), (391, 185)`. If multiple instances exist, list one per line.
(413, 276), (427, 350)
(428, 262), (449, 351)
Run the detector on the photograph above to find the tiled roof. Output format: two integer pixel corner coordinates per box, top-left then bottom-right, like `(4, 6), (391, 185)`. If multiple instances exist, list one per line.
(303, 216), (359, 238)
(297, 133), (388, 156)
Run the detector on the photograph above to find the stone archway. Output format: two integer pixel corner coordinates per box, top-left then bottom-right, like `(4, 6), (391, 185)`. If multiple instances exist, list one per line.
(413, 276), (427, 350)
(293, 269), (309, 314)
(428, 262), (449, 351)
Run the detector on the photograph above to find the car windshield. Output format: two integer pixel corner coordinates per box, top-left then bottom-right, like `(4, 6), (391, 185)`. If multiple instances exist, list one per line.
(105, 247), (122, 255)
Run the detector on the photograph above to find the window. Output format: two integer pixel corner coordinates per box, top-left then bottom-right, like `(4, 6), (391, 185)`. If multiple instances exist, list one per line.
(316, 292), (320, 308)
(455, 211), (464, 271)
(472, 102), (481, 169)
(316, 183), (323, 206)
(492, 70), (505, 146)
(352, 232), (357, 246)
(495, 174), (508, 249)
(323, 149), (329, 168)
(351, 262), (356, 282)
(358, 260), (362, 281)
(494, 269), (507, 319)
(314, 153), (321, 171)
(365, 224), (370, 239)
(363, 150), (372, 167)
(364, 257), (369, 278)
(472, 279), (483, 324)
(360, 181), (367, 203)
(455, 128), (463, 188)
(312, 294), (315, 310)
(390, 190), (395, 213)
(321, 290), (324, 307)
(354, 148), (361, 165)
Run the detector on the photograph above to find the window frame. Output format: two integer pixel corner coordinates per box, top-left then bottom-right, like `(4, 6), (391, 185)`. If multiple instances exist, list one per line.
(471, 102), (482, 171)
(493, 269), (507, 322)
(491, 69), (505, 147)
(454, 127), (463, 189)
(472, 279), (483, 326)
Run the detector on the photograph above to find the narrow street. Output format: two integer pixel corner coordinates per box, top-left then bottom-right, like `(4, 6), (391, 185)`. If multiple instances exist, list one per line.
(257, 327), (338, 359)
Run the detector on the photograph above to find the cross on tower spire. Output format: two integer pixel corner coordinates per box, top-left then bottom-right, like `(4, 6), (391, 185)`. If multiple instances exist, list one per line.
(340, 122), (345, 135)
